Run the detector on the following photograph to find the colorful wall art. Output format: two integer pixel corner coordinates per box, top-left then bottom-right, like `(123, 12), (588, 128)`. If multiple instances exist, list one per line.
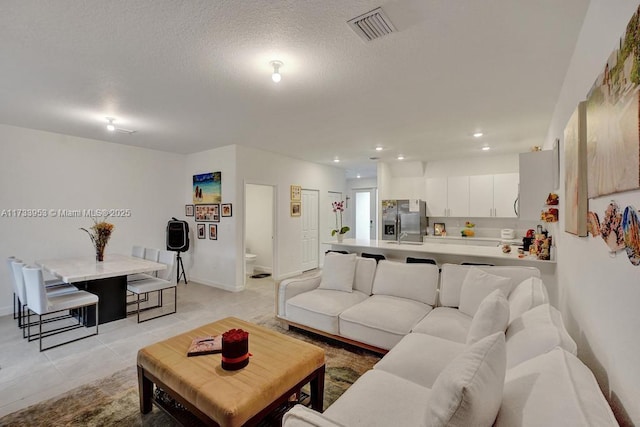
(564, 101), (588, 236)
(585, 6), (640, 198)
(193, 172), (221, 204)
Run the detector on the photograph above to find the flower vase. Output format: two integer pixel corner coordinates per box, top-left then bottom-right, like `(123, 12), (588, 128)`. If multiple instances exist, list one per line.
(96, 246), (105, 262)
(336, 234), (344, 243)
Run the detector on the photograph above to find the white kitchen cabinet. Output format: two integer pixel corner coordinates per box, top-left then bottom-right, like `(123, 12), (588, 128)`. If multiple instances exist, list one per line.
(469, 175), (494, 217)
(426, 176), (469, 217)
(493, 173), (519, 217)
(468, 173), (519, 218)
(519, 151), (554, 220)
(447, 176), (470, 217)
(426, 177), (448, 216)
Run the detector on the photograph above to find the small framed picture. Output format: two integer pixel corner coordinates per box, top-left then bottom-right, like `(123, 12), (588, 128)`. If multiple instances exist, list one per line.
(195, 204), (220, 222)
(221, 203), (232, 217)
(185, 204), (194, 216)
(290, 185), (301, 201)
(197, 223), (205, 239)
(434, 223), (446, 236)
(291, 201), (301, 217)
(209, 224), (218, 240)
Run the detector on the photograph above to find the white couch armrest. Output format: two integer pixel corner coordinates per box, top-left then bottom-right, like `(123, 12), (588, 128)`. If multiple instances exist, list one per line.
(277, 273), (322, 317)
(283, 405), (346, 427)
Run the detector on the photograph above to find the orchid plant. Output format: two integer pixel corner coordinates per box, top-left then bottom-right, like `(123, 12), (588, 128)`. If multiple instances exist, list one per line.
(331, 201), (350, 236)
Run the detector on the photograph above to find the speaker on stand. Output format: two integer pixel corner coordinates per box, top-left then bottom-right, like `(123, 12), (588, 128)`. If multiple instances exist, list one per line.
(166, 218), (189, 284)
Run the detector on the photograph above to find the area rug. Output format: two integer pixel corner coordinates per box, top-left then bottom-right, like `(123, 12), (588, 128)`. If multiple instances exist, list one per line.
(0, 315), (381, 426)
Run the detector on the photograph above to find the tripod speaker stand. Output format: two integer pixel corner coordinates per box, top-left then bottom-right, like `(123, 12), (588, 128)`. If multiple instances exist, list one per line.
(166, 218), (190, 284)
(175, 252), (187, 284)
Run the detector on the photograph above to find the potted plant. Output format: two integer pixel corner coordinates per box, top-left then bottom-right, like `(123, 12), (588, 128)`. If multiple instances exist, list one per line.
(331, 201), (350, 242)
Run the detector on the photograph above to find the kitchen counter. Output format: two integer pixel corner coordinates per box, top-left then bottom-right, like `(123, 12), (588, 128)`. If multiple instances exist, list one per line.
(424, 236), (522, 245)
(327, 238), (555, 265)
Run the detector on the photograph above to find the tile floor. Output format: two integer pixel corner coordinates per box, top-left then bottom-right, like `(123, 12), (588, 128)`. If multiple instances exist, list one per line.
(0, 276), (276, 417)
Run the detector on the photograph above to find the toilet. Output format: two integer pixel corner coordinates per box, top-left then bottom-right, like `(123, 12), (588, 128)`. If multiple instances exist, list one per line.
(245, 252), (257, 275)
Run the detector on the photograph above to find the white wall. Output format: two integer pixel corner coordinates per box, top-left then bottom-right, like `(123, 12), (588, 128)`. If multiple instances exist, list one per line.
(236, 145), (346, 278)
(547, 1), (640, 424)
(245, 184), (273, 274)
(183, 145), (238, 291)
(0, 124), (184, 316)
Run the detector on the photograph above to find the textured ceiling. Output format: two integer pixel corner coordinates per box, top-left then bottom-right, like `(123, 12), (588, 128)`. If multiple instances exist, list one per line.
(0, 0), (589, 178)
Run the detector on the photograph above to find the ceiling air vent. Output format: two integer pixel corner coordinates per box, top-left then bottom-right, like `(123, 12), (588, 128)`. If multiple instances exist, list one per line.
(347, 7), (396, 42)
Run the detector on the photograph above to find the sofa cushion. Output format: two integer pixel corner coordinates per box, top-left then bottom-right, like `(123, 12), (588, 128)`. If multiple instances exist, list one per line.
(459, 268), (512, 317)
(371, 260), (439, 305)
(339, 295), (433, 350)
(505, 303), (577, 369)
(496, 348), (618, 427)
(374, 333), (465, 388)
(428, 332), (506, 427)
(466, 289), (510, 345)
(508, 276), (549, 325)
(286, 289), (369, 335)
(318, 253), (357, 292)
(411, 307), (472, 343)
(439, 264), (540, 308)
(353, 256), (377, 295)
(323, 369), (431, 427)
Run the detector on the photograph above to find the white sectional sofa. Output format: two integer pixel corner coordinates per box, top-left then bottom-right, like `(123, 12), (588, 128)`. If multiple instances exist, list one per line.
(278, 253), (618, 427)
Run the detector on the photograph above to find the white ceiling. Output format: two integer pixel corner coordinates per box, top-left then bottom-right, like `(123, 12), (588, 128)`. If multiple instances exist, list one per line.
(0, 0), (589, 178)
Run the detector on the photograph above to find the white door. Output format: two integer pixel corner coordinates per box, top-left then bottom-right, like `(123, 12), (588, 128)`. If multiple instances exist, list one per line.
(355, 188), (377, 240)
(301, 189), (319, 271)
(469, 175), (494, 217)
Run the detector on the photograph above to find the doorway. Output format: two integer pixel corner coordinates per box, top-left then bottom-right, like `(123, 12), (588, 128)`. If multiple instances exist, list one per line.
(355, 188), (377, 240)
(301, 189), (319, 271)
(245, 184), (275, 282)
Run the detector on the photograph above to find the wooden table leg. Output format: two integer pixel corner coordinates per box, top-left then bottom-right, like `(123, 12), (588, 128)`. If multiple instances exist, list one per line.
(137, 365), (153, 414)
(309, 365), (325, 412)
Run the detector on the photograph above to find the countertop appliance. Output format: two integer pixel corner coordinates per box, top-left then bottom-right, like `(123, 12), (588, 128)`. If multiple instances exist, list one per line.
(382, 199), (427, 243)
(501, 229), (515, 239)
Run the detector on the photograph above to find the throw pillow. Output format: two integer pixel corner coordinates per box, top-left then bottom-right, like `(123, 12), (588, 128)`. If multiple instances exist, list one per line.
(429, 332), (506, 427)
(507, 277), (549, 325)
(459, 268), (512, 317)
(318, 253), (357, 292)
(466, 289), (510, 345)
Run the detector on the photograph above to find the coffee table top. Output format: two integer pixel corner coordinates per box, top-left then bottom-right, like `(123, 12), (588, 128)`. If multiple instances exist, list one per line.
(137, 316), (325, 427)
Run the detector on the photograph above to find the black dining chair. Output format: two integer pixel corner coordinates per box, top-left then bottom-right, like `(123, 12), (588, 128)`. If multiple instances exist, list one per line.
(361, 253), (386, 264)
(325, 250), (349, 255)
(461, 262), (495, 266)
(406, 257), (437, 265)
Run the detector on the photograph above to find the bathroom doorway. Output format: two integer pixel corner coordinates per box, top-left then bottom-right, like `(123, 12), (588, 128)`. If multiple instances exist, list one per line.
(244, 183), (275, 283)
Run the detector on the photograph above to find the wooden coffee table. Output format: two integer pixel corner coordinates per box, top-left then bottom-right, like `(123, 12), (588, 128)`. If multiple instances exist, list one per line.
(137, 317), (325, 427)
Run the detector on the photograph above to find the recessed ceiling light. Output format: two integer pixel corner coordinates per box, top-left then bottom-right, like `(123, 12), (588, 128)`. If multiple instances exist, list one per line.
(473, 132), (483, 138)
(333, 158), (340, 163)
(397, 155), (405, 160)
(482, 146), (490, 151)
(375, 146), (383, 151)
(270, 60), (283, 83)
(356, 174), (361, 179)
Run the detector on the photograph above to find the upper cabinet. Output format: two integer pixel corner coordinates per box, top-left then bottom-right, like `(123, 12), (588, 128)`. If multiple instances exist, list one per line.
(519, 151), (554, 220)
(428, 173), (518, 218)
(426, 176), (470, 217)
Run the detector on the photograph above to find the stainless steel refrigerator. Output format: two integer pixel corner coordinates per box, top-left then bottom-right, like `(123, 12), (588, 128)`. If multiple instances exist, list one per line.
(381, 199), (427, 242)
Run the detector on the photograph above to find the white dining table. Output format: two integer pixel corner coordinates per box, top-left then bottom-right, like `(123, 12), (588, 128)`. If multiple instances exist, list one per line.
(36, 254), (167, 325)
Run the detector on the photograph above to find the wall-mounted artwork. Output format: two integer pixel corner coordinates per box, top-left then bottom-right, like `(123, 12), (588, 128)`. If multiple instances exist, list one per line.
(193, 172), (222, 204)
(209, 224), (217, 240)
(290, 185), (301, 201)
(195, 204), (220, 222)
(586, 6), (640, 198)
(197, 224), (205, 239)
(291, 202), (301, 217)
(185, 204), (194, 217)
(221, 203), (232, 217)
(564, 101), (588, 236)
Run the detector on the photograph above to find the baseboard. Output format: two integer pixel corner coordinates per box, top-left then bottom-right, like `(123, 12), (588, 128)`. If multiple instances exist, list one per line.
(0, 304), (12, 317)
(188, 276), (243, 292)
(254, 265), (273, 274)
(275, 270), (304, 281)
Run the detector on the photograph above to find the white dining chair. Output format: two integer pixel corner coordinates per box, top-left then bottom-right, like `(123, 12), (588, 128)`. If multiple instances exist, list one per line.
(127, 247), (160, 283)
(131, 245), (145, 258)
(127, 250), (177, 323)
(23, 265), (99, 351)
(7, 256), (20, 322)
(11, 260), (79, 337)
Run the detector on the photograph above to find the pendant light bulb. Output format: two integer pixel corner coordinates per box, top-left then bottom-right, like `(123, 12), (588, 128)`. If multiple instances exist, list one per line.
(270, 60), (283, 83)
(106, 118), (116, 132)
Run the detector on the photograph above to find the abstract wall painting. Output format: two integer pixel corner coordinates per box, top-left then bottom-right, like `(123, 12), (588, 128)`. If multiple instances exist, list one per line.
(193, 172), (222, 204)
(564, 101), (588, 236)
(600, 201), (625, 252)
(585, 6), (640, 198)
(622, 206), (640, 265)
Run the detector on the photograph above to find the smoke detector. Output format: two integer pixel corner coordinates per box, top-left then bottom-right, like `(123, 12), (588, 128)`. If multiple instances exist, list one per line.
(347, 7), (396, 42)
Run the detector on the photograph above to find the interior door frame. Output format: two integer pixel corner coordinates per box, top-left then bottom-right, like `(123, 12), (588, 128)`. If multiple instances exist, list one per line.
(243, 181), (278, 283)
(354, 187), (378, 240)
